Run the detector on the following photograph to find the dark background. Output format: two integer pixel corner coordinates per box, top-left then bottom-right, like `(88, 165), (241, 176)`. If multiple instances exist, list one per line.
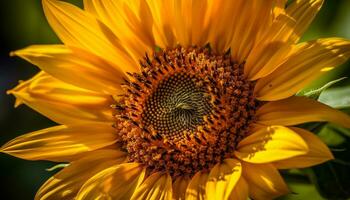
(0, 0), (349, 199)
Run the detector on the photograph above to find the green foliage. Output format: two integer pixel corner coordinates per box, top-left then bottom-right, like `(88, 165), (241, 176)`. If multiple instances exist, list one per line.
(286, 83), (350, 200)
(318, 124), (348, 146)
(311, 123), (350, 199)
(319, 85), (350, 109)
(278, 169), (325, 200)
(281, 181), (325, 200)
(297, 77), (347, 100)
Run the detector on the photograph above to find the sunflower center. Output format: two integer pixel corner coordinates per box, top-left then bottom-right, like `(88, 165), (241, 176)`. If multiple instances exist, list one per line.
(114, 46), (258, 178)
(142, 73), (212, 140)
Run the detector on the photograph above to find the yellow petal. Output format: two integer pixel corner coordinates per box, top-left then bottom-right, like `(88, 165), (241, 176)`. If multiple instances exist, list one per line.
(274, 127), (334, 169)
(206, 0), (241, 53)
(7, 72), (113, 124)
(83, 0), (155, 62)
(149, 0), (219, 48)
(174, 0), (230, 48)
(173, 176), (190, 200)
(229, 0), (275, 62)
(185, 171), (208, 200)
(11, 45), (125, 94)
(35, 149), (126, 200)
(255, 38), (350, 101)
(256, 96), (350, 128)
(206, 159), (242, 200)
(242, 162), (289, 200)
(77, 163), (145, 200)
(287, 0), (324, 43)
(235, 126), (308, 163)
(250, 123), (267, 133)
(146, 0), (177, 48)
(172, 0), (193, 47)
(42, 0), (138, 74)
(131, 172), (172, 200)
(244, 14), (296, 80)
(147, 0), (210, 48)
(191, 0), (212, 47)
(228, 176), (249, 200)
(1, 123), (118, 162)
(273, 0), (288, 18)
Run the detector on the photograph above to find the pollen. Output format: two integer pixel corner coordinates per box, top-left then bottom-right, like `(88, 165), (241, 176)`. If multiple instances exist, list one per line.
(113, 46), (258, 178)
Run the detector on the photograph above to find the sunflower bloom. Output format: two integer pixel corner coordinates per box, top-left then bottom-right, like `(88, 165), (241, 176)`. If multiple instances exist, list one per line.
(3, 0), (350, 199)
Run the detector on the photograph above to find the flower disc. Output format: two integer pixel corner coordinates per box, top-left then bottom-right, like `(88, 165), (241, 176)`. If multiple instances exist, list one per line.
(114, 47), (258, 177)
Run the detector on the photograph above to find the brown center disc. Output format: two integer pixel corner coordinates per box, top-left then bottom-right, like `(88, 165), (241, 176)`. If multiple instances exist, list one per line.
(113, 46), (258, 178)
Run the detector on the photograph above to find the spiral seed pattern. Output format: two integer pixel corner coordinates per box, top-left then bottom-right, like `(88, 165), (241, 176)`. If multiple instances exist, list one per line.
(142, 73), (212, 140)
(113, 46), (258, 178)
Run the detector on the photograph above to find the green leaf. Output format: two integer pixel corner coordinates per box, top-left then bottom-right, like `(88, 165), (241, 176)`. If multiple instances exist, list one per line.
(297, 122), (327, 133)
(332, 126), (350, 138)
(311, 162), (350, 199)
(309, 124), (350, 199)
(325, 124), (350, 138)
(318, 85), (350, 109)
(278, 171), (324, 200)
(298, 77), (347, 100)
(278, 182), (325, 200)
(318, 124), (347, 147)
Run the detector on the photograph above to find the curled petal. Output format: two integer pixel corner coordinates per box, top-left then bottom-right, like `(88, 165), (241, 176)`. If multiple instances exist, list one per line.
(274, 127), (334, 169)
(234, 126), (308, 163)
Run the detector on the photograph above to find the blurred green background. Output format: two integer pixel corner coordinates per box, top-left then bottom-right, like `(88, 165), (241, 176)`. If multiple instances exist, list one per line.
(0, 0), (349, 199)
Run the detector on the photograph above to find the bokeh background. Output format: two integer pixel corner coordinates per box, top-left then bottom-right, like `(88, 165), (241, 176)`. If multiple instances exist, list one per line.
(0, 0), (349, 199)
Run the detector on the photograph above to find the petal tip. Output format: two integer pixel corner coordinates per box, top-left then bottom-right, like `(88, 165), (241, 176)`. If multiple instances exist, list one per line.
(326, 150), (335, 161)
(0, 143), (11, 155)
(9, 51), (16, 57)
(6, 89), (13, 95)
(7, 89), (23, 108)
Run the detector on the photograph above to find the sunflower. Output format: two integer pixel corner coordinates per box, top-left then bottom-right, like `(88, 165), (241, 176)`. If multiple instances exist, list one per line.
(2, 0), (350, 199)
